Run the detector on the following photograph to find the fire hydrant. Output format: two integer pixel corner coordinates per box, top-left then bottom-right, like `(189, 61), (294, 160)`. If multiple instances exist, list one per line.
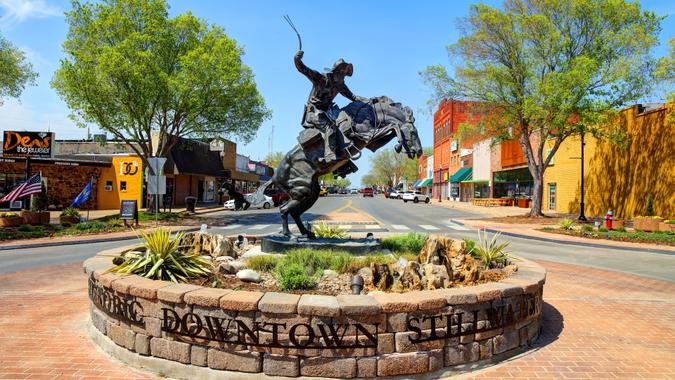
(604, 210), (613, 230)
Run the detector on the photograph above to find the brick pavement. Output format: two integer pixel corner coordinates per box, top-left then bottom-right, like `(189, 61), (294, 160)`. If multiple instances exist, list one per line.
(0, 260), (674, 379)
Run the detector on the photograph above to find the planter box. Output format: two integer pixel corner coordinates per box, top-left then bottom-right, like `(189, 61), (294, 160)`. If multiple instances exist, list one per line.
(633, 218), (663, 232)
(610, 220), (624, 230)
(0, 217), (24, 227)
(659, 222), (675, 232)
(517, 198), (530, 208)
(21, 211), (50, 225)
(59, 216), (80, 225)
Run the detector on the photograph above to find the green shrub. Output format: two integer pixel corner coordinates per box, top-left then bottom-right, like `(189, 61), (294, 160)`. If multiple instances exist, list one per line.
(472, 229), (511, 269)
(106, 219), (124, 228)
(598, 227), (609, 233)
(617, 226), (627, 233)
(312, 223), (347, 239)
(581, 225), (594, 232)
(76, 221), (106, 231)
(60, 208), (81, 217)
(109, 228), (212, 282)
(276, 262), (317, 291)
(381, 232), (427, 254)
(17, 224), (34, 232)
(246, 255), (280, 272)
(646, 194), (654, 216)
(559, 218), (576, 230)
(665, 220), (675, 225)
(463, 238), (476, 254)
(542, 226), (554, 231)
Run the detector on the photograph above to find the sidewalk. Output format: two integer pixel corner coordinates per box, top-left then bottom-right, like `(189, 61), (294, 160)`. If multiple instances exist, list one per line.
(434, 199), (544, 218)
(459, 219), (675, 253)
(1, 259), (673, 379)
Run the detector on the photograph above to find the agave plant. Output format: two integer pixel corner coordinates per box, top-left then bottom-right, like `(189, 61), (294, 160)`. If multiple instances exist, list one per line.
(109, 228), (212, 282)
(558, 218), (576, 231)
(472, 229), (511, 269)
(312, 222), (347, 239)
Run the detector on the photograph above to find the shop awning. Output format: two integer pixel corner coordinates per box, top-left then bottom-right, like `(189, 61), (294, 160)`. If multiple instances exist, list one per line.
(461, 179), (490, 183)
(412, 179), (423, 188)
(449, 167), (472, 183)
(420, 178), (433, 187)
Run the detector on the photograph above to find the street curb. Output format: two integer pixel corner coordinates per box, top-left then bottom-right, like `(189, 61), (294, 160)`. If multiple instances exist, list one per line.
(0, 226), (201, 252)
(477, 226), (675, 256)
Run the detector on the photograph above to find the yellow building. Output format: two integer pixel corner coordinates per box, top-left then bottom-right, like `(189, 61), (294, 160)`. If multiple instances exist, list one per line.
(543, 104), (674, 219)
(96, 156), (143, 209)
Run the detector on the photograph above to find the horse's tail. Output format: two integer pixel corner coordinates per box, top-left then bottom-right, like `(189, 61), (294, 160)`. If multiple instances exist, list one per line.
(249, 178), (274, 205)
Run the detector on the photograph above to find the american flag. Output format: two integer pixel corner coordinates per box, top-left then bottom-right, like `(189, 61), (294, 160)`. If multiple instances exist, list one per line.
(0, 172), (43, 203)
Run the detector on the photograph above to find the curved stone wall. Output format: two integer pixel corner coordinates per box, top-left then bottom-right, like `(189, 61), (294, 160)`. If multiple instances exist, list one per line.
(83, 246), (545, 378)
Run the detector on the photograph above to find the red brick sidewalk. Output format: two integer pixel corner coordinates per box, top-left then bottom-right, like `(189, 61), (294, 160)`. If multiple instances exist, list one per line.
(0, 261), (674, 380)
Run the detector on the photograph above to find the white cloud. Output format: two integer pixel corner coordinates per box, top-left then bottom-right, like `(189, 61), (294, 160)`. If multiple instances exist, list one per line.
(0, 0), (61, 28)
(0, 99), (90, 140)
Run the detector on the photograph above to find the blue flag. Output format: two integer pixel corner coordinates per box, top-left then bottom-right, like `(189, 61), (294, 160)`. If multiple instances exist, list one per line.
(70, 177), (93, 208)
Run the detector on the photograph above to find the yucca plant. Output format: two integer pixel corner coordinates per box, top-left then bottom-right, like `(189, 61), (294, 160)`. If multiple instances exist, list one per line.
(559, 218), (576, 231)
(109, 228), (212, 282)
(312, 222), (347, 239)
(472, 229), (511, 269)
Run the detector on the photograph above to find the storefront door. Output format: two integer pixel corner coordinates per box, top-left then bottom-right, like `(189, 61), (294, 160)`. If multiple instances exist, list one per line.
(548, 183), (556, 211)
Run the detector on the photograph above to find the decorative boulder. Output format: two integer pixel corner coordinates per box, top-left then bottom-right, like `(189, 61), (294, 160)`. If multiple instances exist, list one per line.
(391, 261), (424, 292)
(370, 262), (394, 291)
(180, 233), (233, 259)
(422, 263), (450, 290)
(418, 234), (481, 284)
(236, 269), (261, 283)
(357, 267), (374, 289)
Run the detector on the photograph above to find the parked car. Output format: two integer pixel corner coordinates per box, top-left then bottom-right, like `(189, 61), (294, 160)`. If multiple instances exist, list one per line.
(402, 190), (430, 203)
(338, 188), (349, 194)
(263, 188), (289, 206)
(384, 188), (393, 198)
(350, 188), (359, 194)
(362, 187), (374, 197)
(328, 187), (338, 194)
(388, 190), (402, 199)
(224, 194), (273, 210)
(319, 188), (328, 197)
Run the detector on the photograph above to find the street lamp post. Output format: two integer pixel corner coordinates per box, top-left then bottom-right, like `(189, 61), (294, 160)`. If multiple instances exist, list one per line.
(578, 131), (587, 221)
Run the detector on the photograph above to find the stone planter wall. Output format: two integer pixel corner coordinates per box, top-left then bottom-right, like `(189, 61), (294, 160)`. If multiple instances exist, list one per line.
(84, 246), (545, 379)
(633, 218), (662, 232)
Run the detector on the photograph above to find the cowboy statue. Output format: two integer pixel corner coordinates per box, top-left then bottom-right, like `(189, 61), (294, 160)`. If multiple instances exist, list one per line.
(294, 50), (368, 164)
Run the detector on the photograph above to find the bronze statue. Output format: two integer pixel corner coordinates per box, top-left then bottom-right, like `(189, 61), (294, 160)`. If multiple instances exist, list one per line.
(295, 50), (367, 164)
(255, 16), (422, 238)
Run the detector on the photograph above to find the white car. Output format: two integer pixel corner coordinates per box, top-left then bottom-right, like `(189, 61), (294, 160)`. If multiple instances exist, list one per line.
(224, 194), (273, 210)
(402, 191), (430, 204)
(350, 188), (359, 194)
(389, 190), (402, 199)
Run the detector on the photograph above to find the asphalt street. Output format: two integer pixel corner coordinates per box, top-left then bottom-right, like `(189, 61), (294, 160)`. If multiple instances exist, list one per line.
(1, 195), (674, 281)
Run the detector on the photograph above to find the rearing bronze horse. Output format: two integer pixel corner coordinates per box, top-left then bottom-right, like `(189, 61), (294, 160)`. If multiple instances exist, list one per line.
(254, 96), (422, 238)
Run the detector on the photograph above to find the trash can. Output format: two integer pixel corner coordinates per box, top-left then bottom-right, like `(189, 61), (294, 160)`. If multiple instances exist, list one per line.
(185, 196), (197, 213)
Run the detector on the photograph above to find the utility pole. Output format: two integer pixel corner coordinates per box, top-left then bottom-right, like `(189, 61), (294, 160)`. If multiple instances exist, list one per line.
(578, 131), (587, 221)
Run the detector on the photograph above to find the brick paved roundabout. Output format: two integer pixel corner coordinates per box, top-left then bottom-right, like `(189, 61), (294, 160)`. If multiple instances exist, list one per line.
(0, 258), (673, 379)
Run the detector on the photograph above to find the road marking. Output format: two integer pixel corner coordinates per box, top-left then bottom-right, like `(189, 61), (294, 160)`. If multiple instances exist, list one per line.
(248, 224), (270, 230)
(419, 225), (439, 231)
(364, 225), (380, 230)
(338, 225), (352, 230)
(446, 221), (470, 231)
(221, 224), (243, 230)
(390, 224), (410, 230)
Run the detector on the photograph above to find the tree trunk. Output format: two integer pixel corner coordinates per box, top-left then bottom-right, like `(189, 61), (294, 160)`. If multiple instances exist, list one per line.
(529, 170), (545, 217)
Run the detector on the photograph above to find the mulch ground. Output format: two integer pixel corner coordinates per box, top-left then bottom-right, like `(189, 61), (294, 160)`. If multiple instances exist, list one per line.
(0, 259), (674, 379)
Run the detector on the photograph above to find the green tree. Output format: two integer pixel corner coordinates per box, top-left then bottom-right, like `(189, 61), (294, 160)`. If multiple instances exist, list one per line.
(263, 151), (285, 169)
(422, 0), (662, 216)
(52, 0), (269, 165)
(0, 33), (37, 105)
(365, 149), (418, 187)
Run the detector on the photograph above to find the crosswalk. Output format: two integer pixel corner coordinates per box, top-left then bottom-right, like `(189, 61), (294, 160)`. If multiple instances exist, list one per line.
(213, 220), (473, 234)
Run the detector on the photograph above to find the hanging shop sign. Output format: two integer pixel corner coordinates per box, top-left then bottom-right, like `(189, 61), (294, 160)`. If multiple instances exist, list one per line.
(2, 131), (54, 158)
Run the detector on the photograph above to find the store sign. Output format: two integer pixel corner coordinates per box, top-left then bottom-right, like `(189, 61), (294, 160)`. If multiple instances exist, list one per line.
(450, 140), (458, 152)
(2, 131), (54, 158)
(119, 161), (139, 176)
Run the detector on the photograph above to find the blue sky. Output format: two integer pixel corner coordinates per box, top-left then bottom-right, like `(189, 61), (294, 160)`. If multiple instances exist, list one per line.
(0, 0), (673, 186)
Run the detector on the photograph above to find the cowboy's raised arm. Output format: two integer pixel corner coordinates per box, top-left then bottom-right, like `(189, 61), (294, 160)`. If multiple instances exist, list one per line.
(294, 51), (322, 83)
(339, 84), (368, 103)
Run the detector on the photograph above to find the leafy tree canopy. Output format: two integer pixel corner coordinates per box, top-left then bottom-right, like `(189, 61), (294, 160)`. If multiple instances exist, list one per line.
(421, 0), (662, 215)
(52, 0), (270, 162)
(0, 33), (38, 105)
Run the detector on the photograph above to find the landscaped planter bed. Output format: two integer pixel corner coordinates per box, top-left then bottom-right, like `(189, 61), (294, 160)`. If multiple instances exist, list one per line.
(83, 241), (545, 379)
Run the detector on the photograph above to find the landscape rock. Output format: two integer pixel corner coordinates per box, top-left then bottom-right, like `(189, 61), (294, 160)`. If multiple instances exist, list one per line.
(230, 261), (247, 271)
(357, 267), (374, 289)
(237, 269), (262, 283)
(218, 262), (237, 275)
(215, 256), (234, 262)
(419, 234), (481, 284)
(422, 263), (450, 290)
(321, 269), (338, 282)
(391, 261), (423, 292)
(180, 233), (233, 258)
(370, 262), (393, 291)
